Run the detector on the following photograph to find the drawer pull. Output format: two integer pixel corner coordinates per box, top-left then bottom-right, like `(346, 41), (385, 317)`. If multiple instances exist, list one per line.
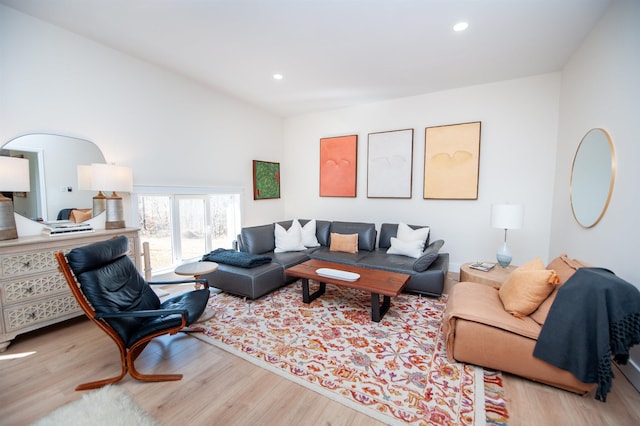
(29, 312), (36, 319)
(23, 261), (31, 268)
(26, 287), (34, 293)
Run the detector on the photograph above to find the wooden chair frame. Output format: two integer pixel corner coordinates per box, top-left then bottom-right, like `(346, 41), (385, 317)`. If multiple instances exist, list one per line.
(55, 251), (209, 391)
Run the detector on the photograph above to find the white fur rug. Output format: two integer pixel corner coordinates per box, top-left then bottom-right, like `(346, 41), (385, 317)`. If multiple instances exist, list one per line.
(31, 386), (159, 426)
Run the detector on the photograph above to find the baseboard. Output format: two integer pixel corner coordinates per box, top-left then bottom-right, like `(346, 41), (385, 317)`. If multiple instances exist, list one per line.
(617, 349), (640, 393)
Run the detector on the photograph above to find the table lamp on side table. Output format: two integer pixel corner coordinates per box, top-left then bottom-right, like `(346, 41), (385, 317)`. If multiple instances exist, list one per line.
(491, 203), (524, 268)
(0, 156), (30, 241)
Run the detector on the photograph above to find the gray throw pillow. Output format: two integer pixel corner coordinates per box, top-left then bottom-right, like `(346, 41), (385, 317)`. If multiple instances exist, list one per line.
(413, 239), (444, 272)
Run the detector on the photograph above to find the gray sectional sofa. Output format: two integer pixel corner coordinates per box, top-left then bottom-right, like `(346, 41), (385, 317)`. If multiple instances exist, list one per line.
(201, 220), (449, 300)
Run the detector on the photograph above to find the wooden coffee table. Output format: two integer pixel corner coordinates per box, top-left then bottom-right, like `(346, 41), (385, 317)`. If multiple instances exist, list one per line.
(285, 259), (410, 322)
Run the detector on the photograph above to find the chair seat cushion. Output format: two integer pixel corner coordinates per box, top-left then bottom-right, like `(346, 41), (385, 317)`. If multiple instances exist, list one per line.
(125, 288), (210, 347)
(161, 289), (210, 324)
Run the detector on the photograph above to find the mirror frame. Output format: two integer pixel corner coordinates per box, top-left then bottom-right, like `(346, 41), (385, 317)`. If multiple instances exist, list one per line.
(570, 128), (616, 228)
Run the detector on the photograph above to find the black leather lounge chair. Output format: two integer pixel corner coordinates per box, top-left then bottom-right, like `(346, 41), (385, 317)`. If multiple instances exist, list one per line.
(55, 235), (210, 391)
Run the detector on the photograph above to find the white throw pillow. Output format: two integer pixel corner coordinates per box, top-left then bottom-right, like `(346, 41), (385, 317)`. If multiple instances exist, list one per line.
(386, 237), (424, 259)
(301, 219), (320, 248)
(396, 223), (430, 250)
(274, 221), (306, 253)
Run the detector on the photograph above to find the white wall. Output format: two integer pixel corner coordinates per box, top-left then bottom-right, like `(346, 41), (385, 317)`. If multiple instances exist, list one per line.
(283, 74), (562, 271)
(551, 0), (640, 387)
(0, 5), (285, 230)
(551, 0), (639, 287)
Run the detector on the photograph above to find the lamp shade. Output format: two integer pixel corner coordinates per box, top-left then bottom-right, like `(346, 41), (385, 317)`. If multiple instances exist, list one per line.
(491, 204), (524, 230)
(91, 164), (133, 193)
(77, 165), (93, 190)
(0, 157), (30, 192)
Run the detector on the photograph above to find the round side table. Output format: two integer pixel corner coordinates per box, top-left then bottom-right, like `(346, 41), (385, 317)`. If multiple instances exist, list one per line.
(175, 261), (219, 324)
(459, 262), (517, 288)
(175, 261), (218, 290)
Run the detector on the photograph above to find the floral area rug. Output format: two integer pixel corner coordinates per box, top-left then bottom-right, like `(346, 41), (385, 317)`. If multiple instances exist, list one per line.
(193, 281), (509, 425)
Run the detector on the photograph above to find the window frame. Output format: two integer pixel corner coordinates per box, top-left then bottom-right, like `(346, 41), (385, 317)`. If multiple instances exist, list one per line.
(132, 185), (244, 274)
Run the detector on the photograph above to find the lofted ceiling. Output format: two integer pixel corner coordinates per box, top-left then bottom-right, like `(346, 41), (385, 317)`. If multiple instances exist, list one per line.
(1, 0), (612, 117)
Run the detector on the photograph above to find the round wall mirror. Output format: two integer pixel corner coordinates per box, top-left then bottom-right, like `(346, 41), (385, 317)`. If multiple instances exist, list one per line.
(570, 128), (616, 228)
(1, 134), (105, 223)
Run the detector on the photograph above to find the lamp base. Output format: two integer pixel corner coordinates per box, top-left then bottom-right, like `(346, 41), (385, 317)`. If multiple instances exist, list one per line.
(105, 194), (126, 229)
(496, 242), (512, 268)
(105, 220), (126, 230)
(93, 191), (106, 216)
(0, 197), (18, 241)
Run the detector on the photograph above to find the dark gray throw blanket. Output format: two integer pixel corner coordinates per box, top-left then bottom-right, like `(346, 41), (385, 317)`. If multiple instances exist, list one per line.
(202, 248), (272, 268)
(533, 267), (640, 401)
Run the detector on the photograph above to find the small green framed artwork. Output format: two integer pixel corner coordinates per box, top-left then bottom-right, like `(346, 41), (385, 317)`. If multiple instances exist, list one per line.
(253, 160), (281, 200)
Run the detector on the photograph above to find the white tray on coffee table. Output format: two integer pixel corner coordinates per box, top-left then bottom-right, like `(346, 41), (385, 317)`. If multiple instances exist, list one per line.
(315, 268), (360, 282)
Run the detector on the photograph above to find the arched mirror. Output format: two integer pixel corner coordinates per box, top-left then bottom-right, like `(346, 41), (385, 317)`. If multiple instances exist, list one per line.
(1, 134), (106, 223)
(570, 128), (616, 228)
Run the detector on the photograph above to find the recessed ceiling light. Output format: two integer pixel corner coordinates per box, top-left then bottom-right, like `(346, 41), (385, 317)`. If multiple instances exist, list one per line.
(453, 22), (469, 32)
(273, 73), (283, 80)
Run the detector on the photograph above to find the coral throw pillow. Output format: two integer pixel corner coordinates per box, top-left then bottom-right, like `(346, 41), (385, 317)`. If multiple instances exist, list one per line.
(329, 233), (358, 253)
(498, 257), (559, 318)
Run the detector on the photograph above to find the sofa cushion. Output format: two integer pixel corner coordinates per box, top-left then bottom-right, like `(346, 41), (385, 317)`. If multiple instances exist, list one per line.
(530, 254), (592, 325)
(413, 239), (445, 272)
(357, 249), (417, 274)
(329, 233), (358, 253)
(546, 253), (591, 285)
(309, 247), (372, 265)
(315, 220), (332, 246)
(330, 221), (376, 251)
(379, 223), (430, 249)
(445, 282), (542, 342)
(274, 221), (307, 253)
(397, 222), (430, 250)
(386, 237), (423, 258)
(283, 219), (331, 247)
(498, 258), (560, 318)
(241, 224), (276, 254)
(300, 219), (320, 248)
(269, 251), (311, 269)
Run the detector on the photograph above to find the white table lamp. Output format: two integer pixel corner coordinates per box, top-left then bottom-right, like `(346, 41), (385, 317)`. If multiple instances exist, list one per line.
(491, 203), (524, 267)
(78, 164), (108, 216)
(0, 157), (31, 240)
(91, 163), (133, 229)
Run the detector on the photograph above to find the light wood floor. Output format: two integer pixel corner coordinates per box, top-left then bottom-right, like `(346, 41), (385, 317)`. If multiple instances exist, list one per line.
(1, 297), (639, 425)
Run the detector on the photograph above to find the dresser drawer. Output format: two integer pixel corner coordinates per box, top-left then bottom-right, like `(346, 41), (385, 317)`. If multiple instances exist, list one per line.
(1, 272), (69, 305)
(0, 236), (136, 279)
(0, 248), (63, 278)
(3, 294), (81, 332)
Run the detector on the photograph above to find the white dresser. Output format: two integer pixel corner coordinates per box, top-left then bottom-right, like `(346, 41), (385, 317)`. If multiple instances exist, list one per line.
(0, 228), (140, 351)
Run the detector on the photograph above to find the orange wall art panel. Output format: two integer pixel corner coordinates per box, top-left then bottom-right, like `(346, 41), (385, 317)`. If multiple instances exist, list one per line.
(319, 135), (358, 197)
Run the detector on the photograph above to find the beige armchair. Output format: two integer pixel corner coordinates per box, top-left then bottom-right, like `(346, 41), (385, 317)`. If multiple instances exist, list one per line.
(443, 254), (596, 395)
